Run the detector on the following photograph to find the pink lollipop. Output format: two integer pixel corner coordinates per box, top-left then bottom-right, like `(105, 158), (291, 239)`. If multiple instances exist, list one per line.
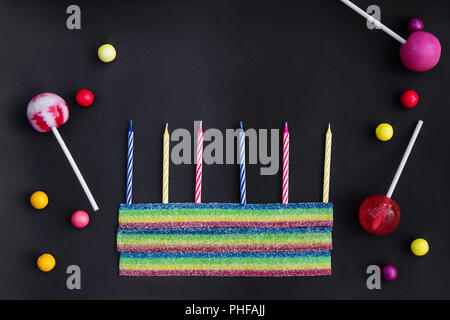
(27, 93), (69, 132)
(341, 0), (441, 72)
(27, 93), (99, 211)
(359, 121), (423, 236)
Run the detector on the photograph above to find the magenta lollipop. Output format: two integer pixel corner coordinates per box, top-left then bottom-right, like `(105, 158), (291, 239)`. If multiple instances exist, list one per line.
(359, 121), (423, 236)
(399, 31), (441, 72)
(27, 93), (99, 211)
(341, 0), (441, 72)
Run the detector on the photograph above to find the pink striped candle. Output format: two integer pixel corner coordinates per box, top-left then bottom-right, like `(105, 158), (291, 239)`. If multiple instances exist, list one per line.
(195, 121), (203, 203)
(282, 122), (289, 204)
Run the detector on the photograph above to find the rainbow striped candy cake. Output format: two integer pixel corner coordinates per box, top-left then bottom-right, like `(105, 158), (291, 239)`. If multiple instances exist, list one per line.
(119, 251), (331, 277)
(117, 202), (333, 277)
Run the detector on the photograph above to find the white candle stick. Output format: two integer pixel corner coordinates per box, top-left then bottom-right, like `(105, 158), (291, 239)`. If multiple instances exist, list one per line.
(51, 127), (99, 211)
(386, 120), (423, 198)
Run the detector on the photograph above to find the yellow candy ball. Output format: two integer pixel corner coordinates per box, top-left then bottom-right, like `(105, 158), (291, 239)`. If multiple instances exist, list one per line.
(98, 44), (116, 63)
(30, 191), (48, 210)
(411, 238), (429, 256)
(37, 253), (56, 272)
(375, 123), (394, 141)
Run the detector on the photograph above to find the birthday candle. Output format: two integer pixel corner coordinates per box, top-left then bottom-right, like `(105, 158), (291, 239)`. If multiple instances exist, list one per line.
(323, 124), (332, 203)
(162, 124), (169, 204)
(282, 122), (289, 204)
(195, 121), (203, 204)
(126, 120), (134, 204)
(239, 122), (247, 204)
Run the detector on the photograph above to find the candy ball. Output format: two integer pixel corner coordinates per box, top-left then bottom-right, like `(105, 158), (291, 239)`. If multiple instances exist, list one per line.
(399, 31), (441, 72)
(30, 191), (49, 210)
(381, 264), (398, 281)
(98, 44), (116, 63)
(27, 93), (69, 133)
(37, 253), (56, 272)
(375, 123), (394, 141)
(75, 89), (94, 107)
(71, 210), (90, 228)
(406, 18), (424, 33)
(411, 238), (429, 256)
(400, 90), (419, 108)
(359, 195), (401, 236)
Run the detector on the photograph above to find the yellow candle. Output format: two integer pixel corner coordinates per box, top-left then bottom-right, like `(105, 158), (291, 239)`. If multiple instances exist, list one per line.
(323, 124), (332, 203)
(162, 124), (169, 204)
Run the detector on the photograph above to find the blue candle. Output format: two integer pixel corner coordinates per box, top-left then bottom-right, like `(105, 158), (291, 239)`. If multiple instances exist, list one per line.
(126, 120), (134, 204)
(239, 121), (246, 204)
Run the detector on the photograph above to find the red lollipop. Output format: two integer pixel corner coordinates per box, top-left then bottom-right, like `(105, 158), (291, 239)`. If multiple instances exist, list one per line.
(359, 121), (423, 235)
(359, 195), (400, 236)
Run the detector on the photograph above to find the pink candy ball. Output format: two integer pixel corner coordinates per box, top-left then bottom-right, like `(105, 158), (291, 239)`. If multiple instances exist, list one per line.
(27, 93), (69, 133)
(399, 31), (441, 72)
(381, 264), (398, 281)
(71, 210), (90, 228)
(406, 18), (424, 33)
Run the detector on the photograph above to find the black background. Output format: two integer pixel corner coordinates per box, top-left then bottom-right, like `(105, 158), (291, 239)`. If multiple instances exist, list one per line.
(0, 0), (449, 300)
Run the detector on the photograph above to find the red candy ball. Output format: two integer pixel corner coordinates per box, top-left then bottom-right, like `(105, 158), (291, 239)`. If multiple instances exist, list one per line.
(75, 89), (94, 107)
(359, 195), (401, 236)
(400, 90), (419, 108)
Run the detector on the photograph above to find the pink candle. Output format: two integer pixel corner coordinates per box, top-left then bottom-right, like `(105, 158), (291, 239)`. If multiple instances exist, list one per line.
(195, 121), (203, 204)
(282, 122), (289, 204)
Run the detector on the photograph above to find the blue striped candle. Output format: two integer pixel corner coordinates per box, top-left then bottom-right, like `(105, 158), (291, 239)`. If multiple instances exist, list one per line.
(126, 120), (134, 204)
(239, 121), (246, 204)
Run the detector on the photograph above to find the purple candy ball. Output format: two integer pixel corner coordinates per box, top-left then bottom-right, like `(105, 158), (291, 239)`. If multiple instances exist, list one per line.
(399, 31), (441, 72)
(407, 18), (424, 33)
(381, 264), (398, 281)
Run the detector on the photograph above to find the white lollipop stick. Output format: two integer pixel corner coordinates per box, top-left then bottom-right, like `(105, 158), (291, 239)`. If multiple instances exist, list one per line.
(386, 120), (423, 198)
(51, 127), (99, 211)
(340, 0), (406, 44)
